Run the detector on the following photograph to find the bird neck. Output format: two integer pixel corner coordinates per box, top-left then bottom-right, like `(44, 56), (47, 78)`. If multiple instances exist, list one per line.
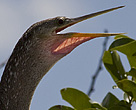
(0, 35), (61, 110)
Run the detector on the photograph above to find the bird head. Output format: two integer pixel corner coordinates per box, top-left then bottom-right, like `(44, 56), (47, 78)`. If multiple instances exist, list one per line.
(19, 6), (125, 68)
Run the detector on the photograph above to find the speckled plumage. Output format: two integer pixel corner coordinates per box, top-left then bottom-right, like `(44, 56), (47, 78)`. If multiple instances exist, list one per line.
(0, 18), (66, 110)
(0, 6), (124, 110)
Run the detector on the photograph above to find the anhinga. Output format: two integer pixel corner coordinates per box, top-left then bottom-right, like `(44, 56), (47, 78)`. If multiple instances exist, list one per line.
(0, 6), (124, 110)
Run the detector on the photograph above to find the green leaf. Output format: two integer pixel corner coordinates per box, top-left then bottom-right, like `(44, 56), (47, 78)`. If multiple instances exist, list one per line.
(103, 51), (126, 83)
(109, 38), (136, 56)
(117, 79), (136, 101)
(102, 51), (113, 64)
(102, 93), (131, 110)
(114, 35), (130, 40)
(117, 100), (131, 109)
(127, 56), (136, 68)
(91, 103), (106, 110)
(108, 106), (130, 110)
(127, 67), (136, 78)
(61, 88), (106, 110)
(102, 92), (119, 109)
(103, 51), (120, 82)
(109, 36), (136, 68)
(61, 88), (92, 110)
(84, 108), (102, 110)
(111, 50), (126, 79)
(49, 105), (74, 110)
(109, 100), (131, 110)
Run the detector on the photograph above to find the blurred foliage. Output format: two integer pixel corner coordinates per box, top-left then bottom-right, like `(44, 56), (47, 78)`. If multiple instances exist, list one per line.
(49, 35), (135, 110)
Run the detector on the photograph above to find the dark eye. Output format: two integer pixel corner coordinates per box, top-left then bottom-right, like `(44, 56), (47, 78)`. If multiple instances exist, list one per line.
(58, 18), (64, 25)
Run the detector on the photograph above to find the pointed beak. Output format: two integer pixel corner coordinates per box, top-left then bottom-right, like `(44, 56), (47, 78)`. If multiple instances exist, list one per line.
(69, 6), (124, 25)
(57, 5), (125, 38)
(53, 6), (125, 54)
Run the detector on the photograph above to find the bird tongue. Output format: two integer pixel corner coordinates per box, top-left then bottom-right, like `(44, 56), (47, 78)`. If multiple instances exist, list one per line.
(52, 36), (94, 54)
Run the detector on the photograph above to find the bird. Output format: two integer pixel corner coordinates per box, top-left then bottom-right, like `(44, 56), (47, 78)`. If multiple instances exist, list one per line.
(0, 6), (124, 110)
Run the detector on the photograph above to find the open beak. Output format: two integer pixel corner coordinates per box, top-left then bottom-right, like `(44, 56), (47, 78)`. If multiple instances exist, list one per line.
(53, 6), (125, 54)
(58, 5), (125, 38)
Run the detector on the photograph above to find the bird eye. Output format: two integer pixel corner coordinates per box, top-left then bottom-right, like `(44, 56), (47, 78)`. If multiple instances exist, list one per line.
(58, 18), (64, 25)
